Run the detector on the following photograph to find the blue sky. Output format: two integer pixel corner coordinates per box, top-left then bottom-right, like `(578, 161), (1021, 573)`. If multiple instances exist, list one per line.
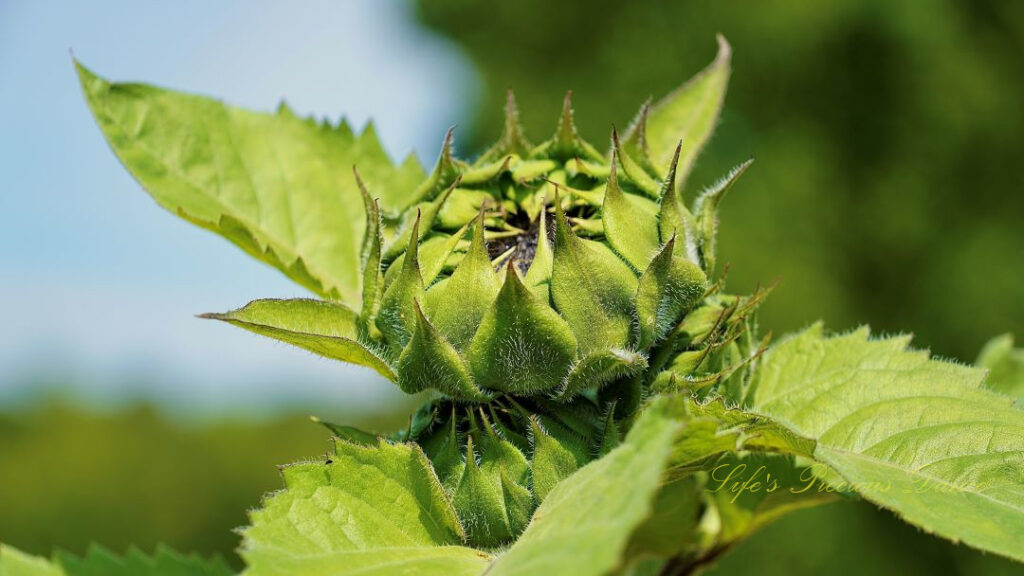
(0, 1), (478, 413)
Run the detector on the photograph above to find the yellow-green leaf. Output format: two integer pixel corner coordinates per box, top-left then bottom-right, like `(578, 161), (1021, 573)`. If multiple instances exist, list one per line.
(77, 63), (423, 306)
(200, 298), (395, 381)
(751, 324), (1024, 562)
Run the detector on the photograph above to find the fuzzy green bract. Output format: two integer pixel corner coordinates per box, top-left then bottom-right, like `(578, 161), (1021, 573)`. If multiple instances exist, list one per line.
(72, 34), (1023, 575)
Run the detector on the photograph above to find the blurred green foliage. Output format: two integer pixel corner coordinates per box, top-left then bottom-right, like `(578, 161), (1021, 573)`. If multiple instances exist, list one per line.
(0, 401), (410, 568)
(416, 0), (1023, 360)
(706, 500), (1019, 576)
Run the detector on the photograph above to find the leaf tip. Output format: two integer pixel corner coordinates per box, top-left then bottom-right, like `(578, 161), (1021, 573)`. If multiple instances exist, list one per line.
(715, 33), (733, 64)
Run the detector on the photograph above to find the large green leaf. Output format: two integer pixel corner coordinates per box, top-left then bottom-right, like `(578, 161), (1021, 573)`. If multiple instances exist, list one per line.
(240, 439), (490, 576)
(486, 397), (684, 576)
(751, 324), (1024, 561)
(623, 35), (731, 183)
(200, 298), (395, 381)
(77, 63), (424, 305)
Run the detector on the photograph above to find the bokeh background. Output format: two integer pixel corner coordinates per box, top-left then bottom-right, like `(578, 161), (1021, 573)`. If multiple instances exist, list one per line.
(0, 0), (1020, 573)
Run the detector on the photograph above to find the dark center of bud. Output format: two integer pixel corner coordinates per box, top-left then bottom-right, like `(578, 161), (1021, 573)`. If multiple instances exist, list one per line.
(486, 209), (556, 275)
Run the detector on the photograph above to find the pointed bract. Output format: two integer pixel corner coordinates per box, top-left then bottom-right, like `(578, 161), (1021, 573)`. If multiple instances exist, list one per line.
(421, 412), (465, 490)
(528, 416), (581, 503)
(423, 212), (500, 349)
(477, 411), (532, 485)
(620, 98), (657, 175)
(544, 91), (604, 162)
(656, 142), (698, 262)
(200, 299), (396, 381)
(611, 128), (661, 197)
(468, 262), (578, 395)
(452, 435), (514, 547)
(552, 201), (639, 353)
(602, 155), (662, 271)
(631, 35), (732, 183)
(501, 466), (535, 537)
(635, 235), (707, 349)
(357, 186), (385, 331)
(694, 158), (753, 273)
(377, 214), (425, 349)
(479, 90), (532, 164)
(523, 203), (554, 302)
(596, 402), (622, 457)
(559, 348), (648, 400)
(384, 178), (460, 260)
(396, 301), (486, 400)
(554, 91), (579, 157)
(408, 127), (464, 206)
